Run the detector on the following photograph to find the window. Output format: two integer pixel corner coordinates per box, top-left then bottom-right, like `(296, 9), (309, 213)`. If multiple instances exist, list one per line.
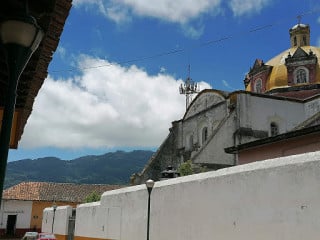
(294, 36), (297, 46)
(202, 127), (208, 144)
(270, 122), (279, 136)
(187, 135), (193, 150)
(303, 35), (307, 45)
(294, 67), (309, 84)
(254, 79), (262, 93)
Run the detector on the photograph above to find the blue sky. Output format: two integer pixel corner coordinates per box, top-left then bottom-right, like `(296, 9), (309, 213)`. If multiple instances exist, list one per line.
(8, 0), (320, 161)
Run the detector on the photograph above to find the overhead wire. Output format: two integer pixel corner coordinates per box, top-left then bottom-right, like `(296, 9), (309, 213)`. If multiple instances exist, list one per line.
(49, 8), (320, 74)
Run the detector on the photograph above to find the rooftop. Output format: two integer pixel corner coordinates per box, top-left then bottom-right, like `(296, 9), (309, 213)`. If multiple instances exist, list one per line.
(3, 181), (125, 203)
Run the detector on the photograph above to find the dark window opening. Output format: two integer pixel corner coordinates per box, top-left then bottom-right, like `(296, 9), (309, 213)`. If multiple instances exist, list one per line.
(270, 122), (279, 136)
(202, 127), (208, 144)
(255, 79), (262, 93)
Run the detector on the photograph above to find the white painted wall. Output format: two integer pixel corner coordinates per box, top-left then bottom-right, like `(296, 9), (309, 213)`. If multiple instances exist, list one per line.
(46, 151), (320, 240)
(0, 200), (32, 229)
(238, 94), (306, 133)
(193, 111), (236, 165)
(42, 206), (72, 235)
(178, 92), (309, 166)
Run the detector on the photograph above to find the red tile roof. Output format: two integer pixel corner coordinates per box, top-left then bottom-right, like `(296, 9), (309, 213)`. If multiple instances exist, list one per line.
(3, 182), (125, 203)
(272, 89), (320, 100)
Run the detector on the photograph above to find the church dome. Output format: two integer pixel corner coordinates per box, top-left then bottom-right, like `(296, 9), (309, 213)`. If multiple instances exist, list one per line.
(244, 23), (320, 94)
(265, 46), (320, 91)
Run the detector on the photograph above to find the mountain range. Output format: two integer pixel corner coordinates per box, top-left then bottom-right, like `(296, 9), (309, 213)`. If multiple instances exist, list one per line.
(4, 150), (153, 189)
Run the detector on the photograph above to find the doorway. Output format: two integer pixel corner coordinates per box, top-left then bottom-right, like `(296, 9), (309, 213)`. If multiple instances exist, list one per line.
(6, 215), (17, 236)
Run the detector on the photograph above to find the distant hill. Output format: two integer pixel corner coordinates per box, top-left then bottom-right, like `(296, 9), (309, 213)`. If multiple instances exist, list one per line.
(4, 150), (153, 189)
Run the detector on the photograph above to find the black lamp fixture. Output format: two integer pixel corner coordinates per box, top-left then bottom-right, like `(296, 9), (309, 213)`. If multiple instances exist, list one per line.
(145, 179), (154, 240)
(0, 10), (43, 204)
(52, 201), (57, 233)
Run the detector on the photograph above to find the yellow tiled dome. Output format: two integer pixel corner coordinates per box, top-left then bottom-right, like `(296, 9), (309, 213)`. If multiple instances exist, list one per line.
(246, 46), (320, 92)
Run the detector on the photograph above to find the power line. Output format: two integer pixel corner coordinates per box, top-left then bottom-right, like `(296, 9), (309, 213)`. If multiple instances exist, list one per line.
(49, 8), (320, 74)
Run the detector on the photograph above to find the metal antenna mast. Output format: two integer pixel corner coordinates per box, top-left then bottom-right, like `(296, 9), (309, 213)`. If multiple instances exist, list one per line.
(179, 65), (200, 110)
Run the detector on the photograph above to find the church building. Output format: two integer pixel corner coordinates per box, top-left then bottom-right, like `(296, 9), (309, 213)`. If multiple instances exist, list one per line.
(131, 23), (320, 184)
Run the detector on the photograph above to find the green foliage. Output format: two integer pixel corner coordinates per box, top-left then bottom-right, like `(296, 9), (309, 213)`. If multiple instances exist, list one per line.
(178, 160), (209, 176)
(179, 160), (194, 176)
(84, 191), (101, 203)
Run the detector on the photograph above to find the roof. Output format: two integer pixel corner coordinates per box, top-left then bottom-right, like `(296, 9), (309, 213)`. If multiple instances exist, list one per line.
(3, 181), (125, 203)
(265, 46), (320, 91)
(292, 111), (320, 130)
(269, 84), (320, 100)
(225, 124), (320, 154)
(0, 0), (72, 148)
(290, 23), (308, 30)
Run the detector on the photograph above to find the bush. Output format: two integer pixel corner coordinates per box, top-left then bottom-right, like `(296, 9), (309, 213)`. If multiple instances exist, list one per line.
(84, 191), (101, 203)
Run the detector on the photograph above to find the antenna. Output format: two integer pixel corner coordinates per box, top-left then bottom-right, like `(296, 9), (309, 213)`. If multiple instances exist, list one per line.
(179, 64), (200, 110)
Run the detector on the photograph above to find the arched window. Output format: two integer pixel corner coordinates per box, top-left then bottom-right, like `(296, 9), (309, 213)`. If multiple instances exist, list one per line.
(303, 35), (307, 45)
(294, 67), (309, 84)
(254, 79), (262, 93)
(270, 122), (279, 136)
(202, 127), (208, 144)
(294, 36), (297, 46)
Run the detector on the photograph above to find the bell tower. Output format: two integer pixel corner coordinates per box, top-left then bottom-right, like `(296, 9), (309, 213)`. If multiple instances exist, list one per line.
(289, 16), (310, 47)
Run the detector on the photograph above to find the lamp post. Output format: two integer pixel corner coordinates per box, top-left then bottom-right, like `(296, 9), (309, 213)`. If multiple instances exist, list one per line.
(0, 15), (43, 203)
(145, 179), (154, 240)
(52, 202), (57, 233)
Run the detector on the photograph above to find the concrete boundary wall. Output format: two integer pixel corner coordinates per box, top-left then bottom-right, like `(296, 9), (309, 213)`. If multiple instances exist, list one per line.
(45, 151), (320, 240)
(42, 206), (73, 240)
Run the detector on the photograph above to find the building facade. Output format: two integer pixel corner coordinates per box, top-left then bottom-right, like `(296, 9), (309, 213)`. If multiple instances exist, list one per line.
(0, 182), (123, 238)
(132, 23), (320, 184)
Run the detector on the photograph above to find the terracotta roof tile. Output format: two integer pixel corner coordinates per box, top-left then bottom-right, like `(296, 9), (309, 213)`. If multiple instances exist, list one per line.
(3, 182), (125, 203)
(272, 89), (320, 100)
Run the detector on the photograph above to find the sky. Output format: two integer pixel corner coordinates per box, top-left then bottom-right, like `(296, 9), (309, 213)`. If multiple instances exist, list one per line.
(8, 0), (320, 161)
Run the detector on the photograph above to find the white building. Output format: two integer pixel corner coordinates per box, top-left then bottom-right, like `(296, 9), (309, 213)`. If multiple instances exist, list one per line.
(131, 23), (320, 184)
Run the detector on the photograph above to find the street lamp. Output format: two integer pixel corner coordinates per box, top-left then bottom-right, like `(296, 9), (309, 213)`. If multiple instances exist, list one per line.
(145, 179), (154, 240)
(52, 202), (57, 233)
(0, 15), (43, 203)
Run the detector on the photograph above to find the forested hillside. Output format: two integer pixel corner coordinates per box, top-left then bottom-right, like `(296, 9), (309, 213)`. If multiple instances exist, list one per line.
(4, 150), (153, 189)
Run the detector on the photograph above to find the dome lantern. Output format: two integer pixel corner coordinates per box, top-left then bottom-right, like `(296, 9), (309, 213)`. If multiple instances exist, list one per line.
(289, 22), (310, 48)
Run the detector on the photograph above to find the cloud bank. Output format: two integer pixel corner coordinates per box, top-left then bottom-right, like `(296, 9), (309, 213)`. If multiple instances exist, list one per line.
(73, 0), (273, 38)
(21, 56), (210, 149)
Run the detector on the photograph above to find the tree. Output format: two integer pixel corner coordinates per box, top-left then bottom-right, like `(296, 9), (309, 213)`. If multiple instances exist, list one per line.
(84, 191), (101, 203)
(178, 160), (194, 176)
(178, 160), (208, 176)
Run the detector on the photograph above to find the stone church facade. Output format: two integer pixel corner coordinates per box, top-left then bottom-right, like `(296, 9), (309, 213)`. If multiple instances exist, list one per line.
(131, 23), (320, 184)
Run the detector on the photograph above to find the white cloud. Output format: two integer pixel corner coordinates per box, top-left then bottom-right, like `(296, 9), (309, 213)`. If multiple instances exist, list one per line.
(181, 24), (205, 39)
(73, 0), (273, 38)
(160, 67), (166, 73)
(56, 46), (66, 59)
(222, 80), (236, 90)
(117, 0), (221, 24)
(21, 56), (210, 149)
(228, 0), (272, 17)
(73, 0), (222, 24)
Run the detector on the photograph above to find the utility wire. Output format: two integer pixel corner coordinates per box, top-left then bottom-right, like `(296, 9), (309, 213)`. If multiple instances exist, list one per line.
(50, 8), (320, 74)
